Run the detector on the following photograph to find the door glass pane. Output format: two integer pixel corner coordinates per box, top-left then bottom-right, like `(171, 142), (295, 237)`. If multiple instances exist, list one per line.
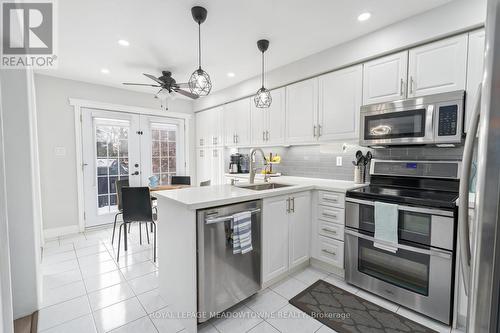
(150, 123), (177, 185)
(94, 121), (129, 215)
(358, 238), (430, 295)
(358, 204), (432, 246)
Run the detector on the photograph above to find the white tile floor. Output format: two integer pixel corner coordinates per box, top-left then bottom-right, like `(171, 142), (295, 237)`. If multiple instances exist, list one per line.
(40, 226), (456, 333)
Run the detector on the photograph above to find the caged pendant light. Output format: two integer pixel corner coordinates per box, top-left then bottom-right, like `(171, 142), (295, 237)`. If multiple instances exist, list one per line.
(188, 6), (212, 96)
(254, 39), (272, 108)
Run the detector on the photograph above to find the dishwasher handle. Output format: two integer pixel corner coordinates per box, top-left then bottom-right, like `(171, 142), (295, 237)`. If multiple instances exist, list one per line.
(205, 208), (261, 224)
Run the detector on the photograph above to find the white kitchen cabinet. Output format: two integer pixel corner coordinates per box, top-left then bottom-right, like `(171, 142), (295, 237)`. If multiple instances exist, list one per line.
(465, 29), (485, 132)
(285, 78), (318, 144)
(224, 98), (251, 147)
(363, 51), (408, 104)
(196, 148), (209, 185)
(408, 34), (467, 97)
(251, 87), (286, 146)
(262, 191), (311, 283)
(288, 191), (312, 268)
(262, 195), (290, 282)
(318, 65), (362, 141)
(196, 148), (223, 186)
(195, 107), (223, 147)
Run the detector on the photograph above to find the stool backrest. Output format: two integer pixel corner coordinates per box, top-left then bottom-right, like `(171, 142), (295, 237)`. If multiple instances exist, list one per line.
(121, 187), (153, 222)
(115, 179), (130, 211)
(171, 176), (191, 185)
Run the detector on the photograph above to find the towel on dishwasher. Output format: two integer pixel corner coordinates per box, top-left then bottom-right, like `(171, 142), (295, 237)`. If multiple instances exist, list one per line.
(232, 211), (253, 254)
(374, 201), (398, 253)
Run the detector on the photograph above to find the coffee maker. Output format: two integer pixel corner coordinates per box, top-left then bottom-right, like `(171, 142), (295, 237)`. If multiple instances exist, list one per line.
(229, 153), (241, 174)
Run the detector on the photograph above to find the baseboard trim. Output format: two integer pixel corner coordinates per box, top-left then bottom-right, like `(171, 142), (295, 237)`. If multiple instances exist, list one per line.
(43, 225), (80, 239)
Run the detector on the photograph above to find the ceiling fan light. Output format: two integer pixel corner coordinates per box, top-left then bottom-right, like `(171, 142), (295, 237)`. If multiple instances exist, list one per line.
(188, 68), (212, 96)
(254, 87), (272, 108)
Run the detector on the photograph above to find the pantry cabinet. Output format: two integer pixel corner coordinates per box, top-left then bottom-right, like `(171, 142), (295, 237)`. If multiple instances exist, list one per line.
(465, 29), (485, 132)
(408, 34), (468, 97)
(362, 51), (408, 104)
(195, 107), (223, 147)
(196, 147), (224, 186)
(262, 191), (311, 283)
(285, 78), (318, 144)
(224, 98), (251, 147)
(250, 87), (285, 145)
(318, 65), (362, 141)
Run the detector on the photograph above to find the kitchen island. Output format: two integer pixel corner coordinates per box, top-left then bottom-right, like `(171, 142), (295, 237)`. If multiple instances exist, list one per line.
(154, 177), (363, 332)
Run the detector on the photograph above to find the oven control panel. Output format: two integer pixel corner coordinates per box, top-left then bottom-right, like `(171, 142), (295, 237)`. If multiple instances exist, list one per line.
(437, 105), (458, 136)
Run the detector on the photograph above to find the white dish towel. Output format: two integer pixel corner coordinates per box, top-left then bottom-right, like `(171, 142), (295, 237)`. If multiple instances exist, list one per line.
(232, 211), (253, 254)
(374, 201), (399, 253)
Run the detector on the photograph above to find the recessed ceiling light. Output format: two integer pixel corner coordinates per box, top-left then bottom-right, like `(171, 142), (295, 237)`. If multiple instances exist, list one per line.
(118, 39), (130, 47)
(358, 12), (371, 21)
(101, 68), (110, 74)
(227, 72), (235, 78)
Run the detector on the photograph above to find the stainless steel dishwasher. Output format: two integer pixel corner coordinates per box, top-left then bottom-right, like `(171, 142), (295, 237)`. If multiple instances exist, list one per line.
(197, 200), (262, 322)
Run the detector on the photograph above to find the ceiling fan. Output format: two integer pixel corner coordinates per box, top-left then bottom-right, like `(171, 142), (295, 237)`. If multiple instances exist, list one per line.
(123, 71), (199, 99)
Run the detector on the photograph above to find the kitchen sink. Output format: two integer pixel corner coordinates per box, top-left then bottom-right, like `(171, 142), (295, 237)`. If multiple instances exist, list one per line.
(238, 183), (293, 191)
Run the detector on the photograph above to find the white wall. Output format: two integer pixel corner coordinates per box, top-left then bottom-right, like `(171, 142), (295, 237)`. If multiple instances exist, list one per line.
(0, 74), (14, 333)
(34, 74), (194, 233)
(193, 0), (486, 111)
(0, 69), (42, 319)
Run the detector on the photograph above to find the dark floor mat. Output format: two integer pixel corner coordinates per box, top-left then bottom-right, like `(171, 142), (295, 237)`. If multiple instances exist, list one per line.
(289, 279), (438, 333)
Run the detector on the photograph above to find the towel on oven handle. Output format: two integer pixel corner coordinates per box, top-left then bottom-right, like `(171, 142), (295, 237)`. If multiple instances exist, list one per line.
(374, 201), (398, 253)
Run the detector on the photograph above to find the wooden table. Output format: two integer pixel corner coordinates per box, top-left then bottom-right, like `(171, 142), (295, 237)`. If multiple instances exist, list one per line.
(149, 185), (190, 192)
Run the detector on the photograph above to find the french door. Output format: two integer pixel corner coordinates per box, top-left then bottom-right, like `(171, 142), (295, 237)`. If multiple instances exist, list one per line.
(82, 108), (185, 227)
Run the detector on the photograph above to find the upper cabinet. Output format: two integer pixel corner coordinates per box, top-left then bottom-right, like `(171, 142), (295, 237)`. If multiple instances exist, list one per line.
(465, 29), (485, 132)
(318, 65), (362, 141)
(285, 78), (318, 144)
(251, 87), (286, 146)
(195, 107), (223, 148)
(408, 34), (467, 97)
(224, 98), (251, 147)
(363, 51), (408, 105)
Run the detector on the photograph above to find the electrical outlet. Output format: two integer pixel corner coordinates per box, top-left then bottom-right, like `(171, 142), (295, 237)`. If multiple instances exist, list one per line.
(336, 156), (342, 166)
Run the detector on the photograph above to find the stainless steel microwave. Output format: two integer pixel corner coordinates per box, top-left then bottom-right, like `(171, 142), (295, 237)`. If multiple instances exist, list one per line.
(359, 90), (465, 147)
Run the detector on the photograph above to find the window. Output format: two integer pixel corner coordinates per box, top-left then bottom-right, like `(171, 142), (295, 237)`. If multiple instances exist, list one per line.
(95, 121), (129, 215)
(151, 124), (177, 185)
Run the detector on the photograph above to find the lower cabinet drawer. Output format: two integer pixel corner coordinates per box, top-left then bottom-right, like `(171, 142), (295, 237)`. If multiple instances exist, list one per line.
(317, 206), (344, 224)
(317, 236), (344, 268)
(318, 191), (345, 208)
(318, 220), (344, 241)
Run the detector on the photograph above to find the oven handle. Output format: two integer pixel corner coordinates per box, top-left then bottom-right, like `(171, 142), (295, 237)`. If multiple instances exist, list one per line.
(344, 228), (452, 259)
(345, 197), (454, 217)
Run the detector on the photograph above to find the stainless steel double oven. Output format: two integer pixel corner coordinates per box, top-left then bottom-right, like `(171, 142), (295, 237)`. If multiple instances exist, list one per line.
(345, 160), (460, 325)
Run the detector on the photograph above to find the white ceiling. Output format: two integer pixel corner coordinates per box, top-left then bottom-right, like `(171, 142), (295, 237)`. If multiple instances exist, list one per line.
(40, 0), (452, 97)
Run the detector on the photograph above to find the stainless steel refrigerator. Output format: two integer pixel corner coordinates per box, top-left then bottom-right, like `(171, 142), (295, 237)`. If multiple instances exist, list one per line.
(459, 0), (500, 331)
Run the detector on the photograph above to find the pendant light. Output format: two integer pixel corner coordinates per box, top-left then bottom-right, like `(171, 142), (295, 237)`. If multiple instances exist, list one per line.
(188, 6), (212, 96)
(254, 39), (272, 108)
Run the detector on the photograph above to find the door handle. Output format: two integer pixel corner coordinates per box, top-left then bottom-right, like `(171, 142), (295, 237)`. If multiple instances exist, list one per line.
(266, 131), (270, 141)
(321, 249), (336, 256)
(291, 197), (295, 213)
(318, 124), (322, 137)
(313, 125), (317, 138)
(132, 171), (140, 176)
(400, 78), (405, 96)
(409, 76), (415, 95)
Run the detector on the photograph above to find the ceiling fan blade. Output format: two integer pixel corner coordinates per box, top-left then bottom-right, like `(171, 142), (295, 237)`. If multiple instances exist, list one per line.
(143, 73), (164, 85)
(174, 88), (199, 99)
(123, 82), (162, 87)
(175, 82), (189, 88)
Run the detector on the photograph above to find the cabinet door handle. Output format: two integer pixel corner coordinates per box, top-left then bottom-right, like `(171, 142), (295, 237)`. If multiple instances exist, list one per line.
(291, 197), (295, 213)
(321, 228), (338, 234)
(400, 78), (405, 96)
(322, 249), (336, 256)
(322, 212), (338, 219)
(235, 134), (239, 144)
(263, 131), (266, 141)
(318, 124), (322, 137)
(266, 130), (270, 141)
(313, 125), (317, 138)
(410, 76), (415, 95)
(200, 139), (204, 146)
(286, 198), (290, 213)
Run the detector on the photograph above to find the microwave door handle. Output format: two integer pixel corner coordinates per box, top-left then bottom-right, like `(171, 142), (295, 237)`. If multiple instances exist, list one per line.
(458, 83), (482, 296)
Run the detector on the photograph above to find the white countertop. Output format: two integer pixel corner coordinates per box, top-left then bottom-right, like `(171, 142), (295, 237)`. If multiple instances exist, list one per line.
(154, 176), (365, 210)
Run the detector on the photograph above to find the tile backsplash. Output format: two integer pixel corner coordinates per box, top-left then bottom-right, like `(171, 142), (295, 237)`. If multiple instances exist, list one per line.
(234, 143), (464, 181)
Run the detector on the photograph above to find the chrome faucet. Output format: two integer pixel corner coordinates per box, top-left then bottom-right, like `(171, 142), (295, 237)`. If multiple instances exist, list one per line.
(249, 148), (269, 184)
